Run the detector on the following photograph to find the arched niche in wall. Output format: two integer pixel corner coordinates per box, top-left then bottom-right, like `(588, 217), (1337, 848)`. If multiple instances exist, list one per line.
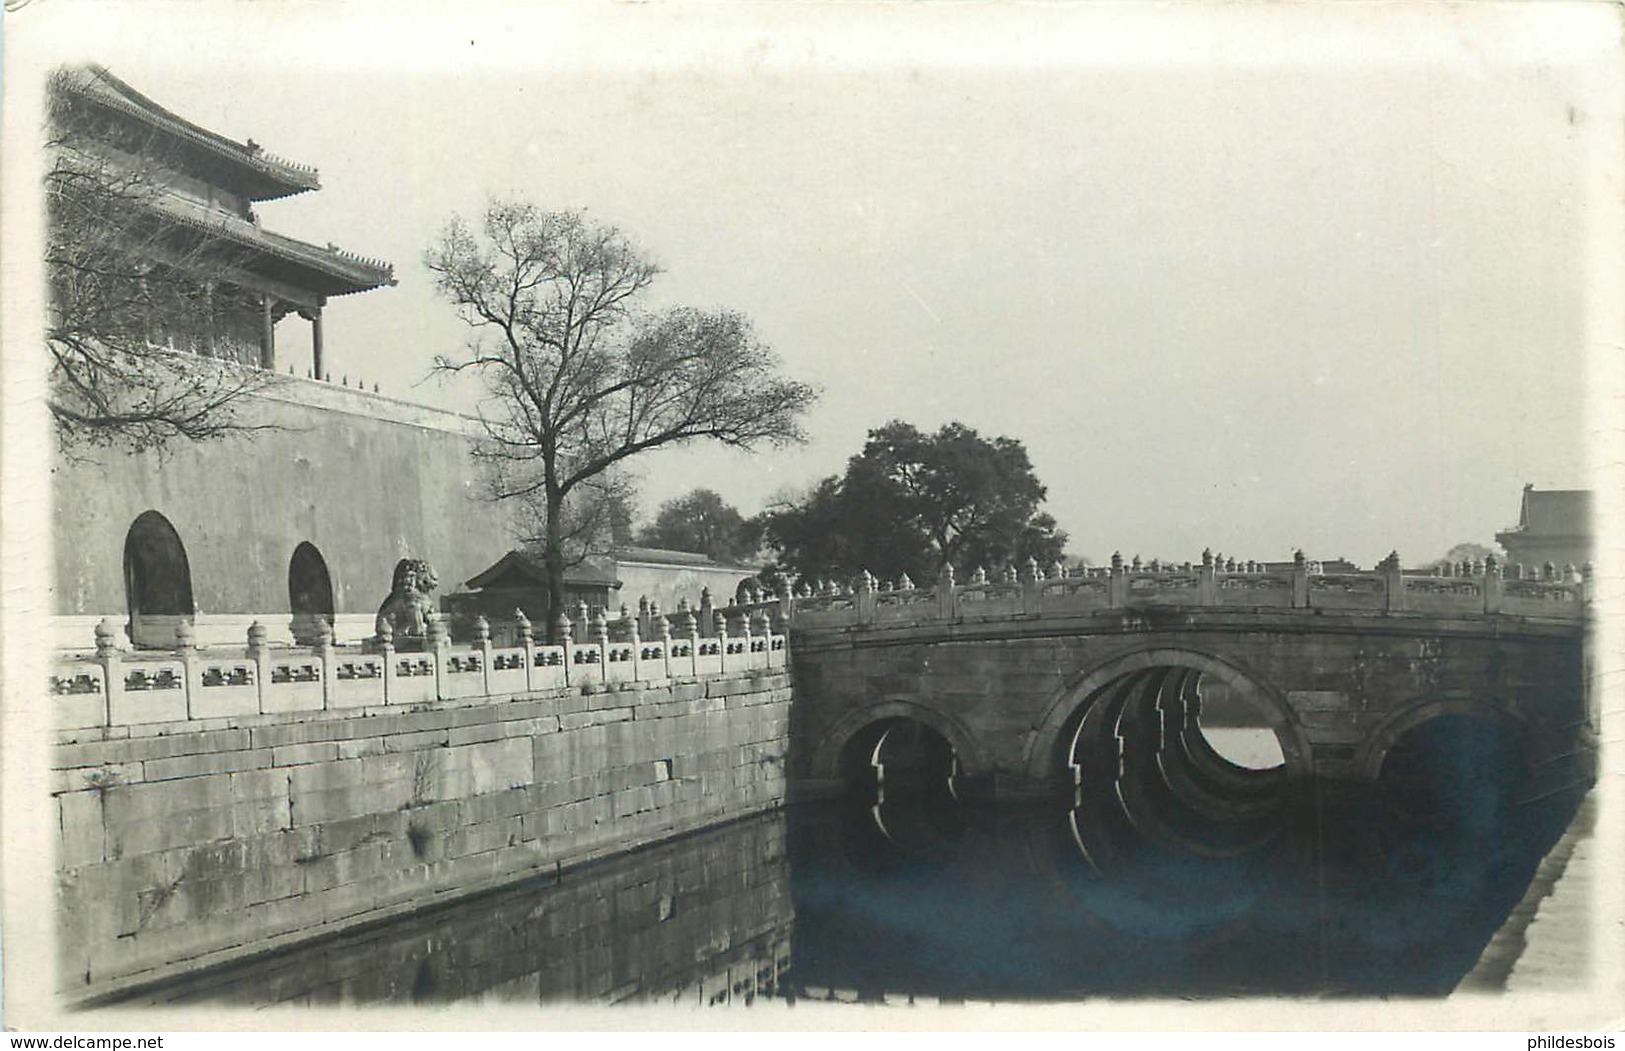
(124, 510), (195, 649)
(288, 541), (336, 645)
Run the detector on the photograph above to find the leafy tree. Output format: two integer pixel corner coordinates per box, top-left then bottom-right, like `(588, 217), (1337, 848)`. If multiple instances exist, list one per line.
(760, 420), (1067, 585)
(637, 488), (756, 563)
(45, 66), (277, 455)
(424, 200), (816, 636)
(1444, 542), (1495, 564)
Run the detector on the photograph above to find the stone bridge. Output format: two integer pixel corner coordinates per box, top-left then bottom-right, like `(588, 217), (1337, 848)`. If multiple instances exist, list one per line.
(781, 554), (1591, 804)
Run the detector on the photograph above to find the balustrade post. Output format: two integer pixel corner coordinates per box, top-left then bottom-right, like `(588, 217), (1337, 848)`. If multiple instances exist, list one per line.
(627, 614), (644, 681)
(314, 618), (336, 709)
(1380, 552), (1405, 612)
(515, 609), (535, 691)
(245, 620), (270, 716)
(1291, 550), (1309, 609)
(1581, 562), (1594, 606)
(657, 612), (674, 678)
(574, 601), (590, 645)
(554, 610), (574, 685)
(591, 607), (610, 683)
(473, 614), (493, 695)
(750, 608), (771, 669)
(172, 618), (201, 718)
(1482, 554), (1503, 614)
(91, 618), (119, 727)
(1109, 552), (1127, 609)
(937, 563), (958, 622)
(714, 610), (731, 673)
(425, 611), (450, 701)
(737, 607), (754, 669)
(679, 600), (699, 677)
(698, 589), (715, 637)
(638, 596), (652, 641)
(1198, 549), (1217, 606)
(377, 619), (397, 704)
(856, 570), (876, 626)
(1021, 557), (1042, 616)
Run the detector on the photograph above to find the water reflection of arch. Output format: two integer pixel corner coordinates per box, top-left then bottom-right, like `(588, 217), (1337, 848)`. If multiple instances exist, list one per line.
(808, 698), (987, 783)
(1021, 645), (1314, 786)
(123, 510), (195, 649)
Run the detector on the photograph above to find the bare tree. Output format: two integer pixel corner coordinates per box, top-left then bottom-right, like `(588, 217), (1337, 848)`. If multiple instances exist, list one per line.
(424, 201), (817, 636)
(45, 67), (277, 456)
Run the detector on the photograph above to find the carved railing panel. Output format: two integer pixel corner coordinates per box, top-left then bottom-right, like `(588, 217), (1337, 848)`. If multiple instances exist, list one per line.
(440, 650), (487, 700)
(694, 639), (723, 677)
(330, 655), (385, 709)
(530, 645), (568, 692)
(486, 647), (528, 696)
(1123, 573), (1201, 608)
(389, 654), (437, 706)
(1400, 576), (1483, 617)
(602, 643), (636, 683)
(1038, 575), (1110, 616)
(1212, 573), (1294, 608)
(1500, 580), (1583, 618)
(872, 587), (938, 625)
(957, 582), (1024, 621)
(1306, 574), (1387, 612)
(263, 654), (324, 714)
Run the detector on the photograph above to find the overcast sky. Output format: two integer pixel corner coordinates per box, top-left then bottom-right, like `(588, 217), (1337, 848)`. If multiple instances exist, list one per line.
(11, 3), (1619, 567)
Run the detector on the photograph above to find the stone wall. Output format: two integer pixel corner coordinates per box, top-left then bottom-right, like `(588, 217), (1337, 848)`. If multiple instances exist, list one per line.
(111, 810), (793, 1006)
(613, 559), (759, 619)
(51, 378), (517, 621)
(53, 668), (792, 1001)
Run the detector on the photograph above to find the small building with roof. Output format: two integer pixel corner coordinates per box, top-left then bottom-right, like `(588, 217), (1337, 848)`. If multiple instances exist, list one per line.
(440, 551), (622, 644)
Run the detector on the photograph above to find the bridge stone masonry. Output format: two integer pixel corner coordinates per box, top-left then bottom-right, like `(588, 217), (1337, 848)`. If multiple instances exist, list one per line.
(781, 551), (1592, 803)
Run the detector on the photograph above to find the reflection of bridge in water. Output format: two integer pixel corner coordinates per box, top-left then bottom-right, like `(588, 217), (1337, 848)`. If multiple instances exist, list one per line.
(104, 790), (1581, 1004)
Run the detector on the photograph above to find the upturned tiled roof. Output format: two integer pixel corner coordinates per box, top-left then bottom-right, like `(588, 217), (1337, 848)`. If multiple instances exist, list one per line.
(58, 64), (321, 201)
(149, 191), (395, 297)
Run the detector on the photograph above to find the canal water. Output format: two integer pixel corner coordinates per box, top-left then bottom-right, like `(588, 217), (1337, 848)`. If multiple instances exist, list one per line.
(110, 724), (1582, 1007)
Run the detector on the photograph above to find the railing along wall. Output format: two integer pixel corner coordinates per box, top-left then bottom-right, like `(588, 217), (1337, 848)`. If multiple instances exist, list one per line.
(781, 550), (1590, 631)
(50, 603), (787, 732)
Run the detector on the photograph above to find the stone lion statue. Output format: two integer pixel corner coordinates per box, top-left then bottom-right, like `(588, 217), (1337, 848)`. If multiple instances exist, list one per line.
(375, 558), (439, 644)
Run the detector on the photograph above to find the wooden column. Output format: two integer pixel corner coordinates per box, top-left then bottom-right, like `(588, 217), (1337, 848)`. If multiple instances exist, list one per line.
(311, 308), (325, 380)
(259, 295), (276, 370)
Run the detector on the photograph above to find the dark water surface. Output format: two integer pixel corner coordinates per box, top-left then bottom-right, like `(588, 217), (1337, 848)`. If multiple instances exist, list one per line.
(111, 775), (1579, 1007)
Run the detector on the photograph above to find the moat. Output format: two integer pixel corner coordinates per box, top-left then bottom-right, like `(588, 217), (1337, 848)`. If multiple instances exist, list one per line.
(101, 742), (1581, 1007)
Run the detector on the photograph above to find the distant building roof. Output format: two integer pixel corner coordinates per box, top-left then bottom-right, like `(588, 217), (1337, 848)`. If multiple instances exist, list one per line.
(614, 546), (757, 571)
(1500, 486), (1592, 541)
(463, 551), (621, 592)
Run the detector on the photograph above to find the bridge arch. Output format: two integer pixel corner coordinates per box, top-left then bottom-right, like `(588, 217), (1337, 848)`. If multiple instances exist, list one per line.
(1022, 645), (1315, 784)
(1353, 697), (1529, 783)
(808, 698), (989, 783)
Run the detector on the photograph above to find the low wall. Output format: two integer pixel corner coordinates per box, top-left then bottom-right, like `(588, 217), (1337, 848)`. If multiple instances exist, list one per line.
(53, 668), (792, 1002)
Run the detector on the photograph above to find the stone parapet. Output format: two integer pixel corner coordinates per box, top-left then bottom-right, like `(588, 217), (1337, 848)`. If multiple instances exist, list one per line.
(49, 615), (787, 733)
(780, 551), (1587, 633)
